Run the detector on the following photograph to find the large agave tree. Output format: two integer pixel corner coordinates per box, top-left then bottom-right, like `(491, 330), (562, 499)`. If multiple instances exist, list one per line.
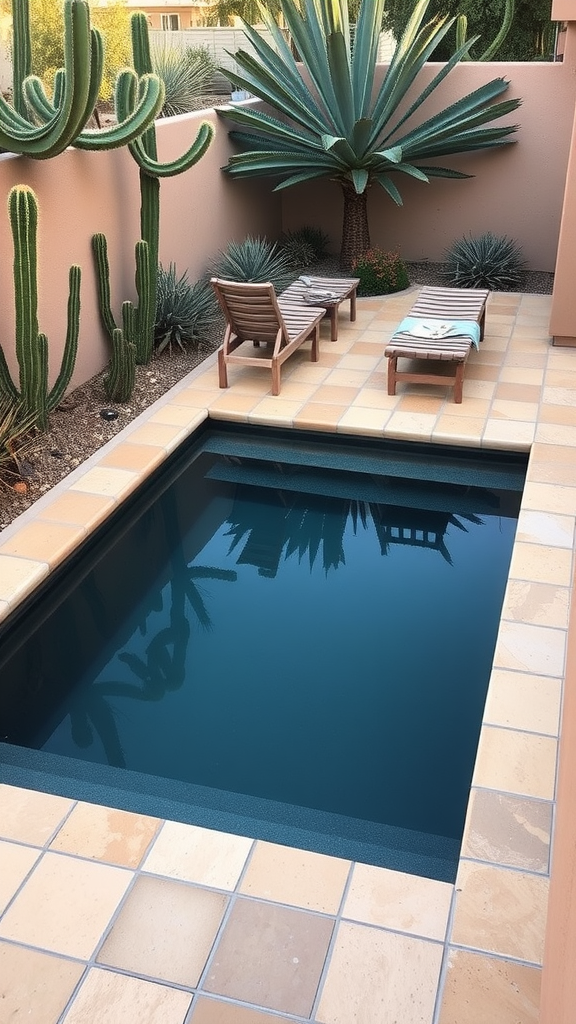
(217, 0), (521, 265)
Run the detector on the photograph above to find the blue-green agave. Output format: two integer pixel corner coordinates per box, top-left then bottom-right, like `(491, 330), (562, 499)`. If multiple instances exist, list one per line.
(217, 0), (521, 264)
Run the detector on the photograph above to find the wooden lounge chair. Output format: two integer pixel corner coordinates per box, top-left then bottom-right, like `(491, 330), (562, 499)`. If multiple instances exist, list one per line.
(385, 286), (490, 403)
(279, 274), (360, 341)
(211, 278), (326, 395)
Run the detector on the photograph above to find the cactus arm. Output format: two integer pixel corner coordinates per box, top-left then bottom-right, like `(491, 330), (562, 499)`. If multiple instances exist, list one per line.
(0, 0), (97, 159)
(104, 311), (136, 403)
(455, 15), (469, 59)
(0, 348), (19, 404)
(480, 0), (515, 59)
(134, 233), (154, 365)
(74, 72), (165, 151)
(47, 266), (81, 411)
(92, 233), (119, 339)
(11, 187), (40, 419)
(35, 334), (49, 432)
(12, 0), (32, 120)
(128, 121), (215, 178)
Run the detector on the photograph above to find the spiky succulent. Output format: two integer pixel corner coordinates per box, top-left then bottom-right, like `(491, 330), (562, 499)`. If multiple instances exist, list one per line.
(443, 232), (527, 290)
(210, 236), (295, 292)
(155, 264), (217, 354)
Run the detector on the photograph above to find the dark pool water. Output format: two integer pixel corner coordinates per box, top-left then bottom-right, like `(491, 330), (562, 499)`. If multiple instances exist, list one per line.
(0, 426), (525, 880)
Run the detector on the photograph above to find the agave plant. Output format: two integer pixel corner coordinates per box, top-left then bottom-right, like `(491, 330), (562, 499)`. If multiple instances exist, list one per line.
(444, 232), (527, 290)
(216, 0), (521, 266)
(155, 264), (217, 354)
(210, 235), (295, 292)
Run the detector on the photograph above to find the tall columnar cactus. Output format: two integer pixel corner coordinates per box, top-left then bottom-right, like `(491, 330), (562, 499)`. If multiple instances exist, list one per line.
(92, 13), (214, 368)
(4, 0), (164, 159)
(0, 186), (81, 431)
(455, 0), (515, 60)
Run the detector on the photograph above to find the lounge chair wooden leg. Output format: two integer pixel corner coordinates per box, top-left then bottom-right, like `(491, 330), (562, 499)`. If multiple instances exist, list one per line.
(454, 362), (464, 403)
(329, 307), (338, 342)
(387, 355), (398, 396)
(218, 347), (228, 389)
(271, 360), (281, 396)
(350, 288), (357, 322)
(311, 325), (320, 362)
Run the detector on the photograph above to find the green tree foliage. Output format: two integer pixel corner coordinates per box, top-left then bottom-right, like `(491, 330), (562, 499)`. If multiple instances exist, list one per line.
(28, 0), (131, 101)
(383, 0), (555, 61)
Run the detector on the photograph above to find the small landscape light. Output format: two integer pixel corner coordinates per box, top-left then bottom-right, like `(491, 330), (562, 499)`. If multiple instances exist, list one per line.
(100, 408), (118, 421)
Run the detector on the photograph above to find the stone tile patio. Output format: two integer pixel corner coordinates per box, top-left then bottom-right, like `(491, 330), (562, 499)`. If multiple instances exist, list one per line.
(0, 286), (567, 1023)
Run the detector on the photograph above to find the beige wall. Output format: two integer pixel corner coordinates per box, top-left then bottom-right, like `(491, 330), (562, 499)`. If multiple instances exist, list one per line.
(0, 108), (281, 392)
(281, 57), (576, 272)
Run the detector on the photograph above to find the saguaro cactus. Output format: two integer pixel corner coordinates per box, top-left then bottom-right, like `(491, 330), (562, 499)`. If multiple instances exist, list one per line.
(0, 186), (81, 431)
(92, 13), (214, 368)
(3, 0), (164, 159)
(455, 0), (515, 60)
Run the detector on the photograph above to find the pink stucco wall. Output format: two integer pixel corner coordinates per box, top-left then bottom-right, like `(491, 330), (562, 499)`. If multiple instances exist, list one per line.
(0, 51), (575, 392)
(281, 57), (576, 272)
(0, 107), (281, 392)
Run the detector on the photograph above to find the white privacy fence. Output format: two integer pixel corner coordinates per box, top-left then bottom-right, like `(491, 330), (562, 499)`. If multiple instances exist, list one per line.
(149, 27), (396, 87)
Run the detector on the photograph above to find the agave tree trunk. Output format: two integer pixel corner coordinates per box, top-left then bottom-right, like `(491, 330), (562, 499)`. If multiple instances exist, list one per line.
(340, 181), (370, 268)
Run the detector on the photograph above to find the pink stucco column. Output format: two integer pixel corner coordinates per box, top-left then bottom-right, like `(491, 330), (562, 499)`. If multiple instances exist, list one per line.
(550, 1), (576, 344)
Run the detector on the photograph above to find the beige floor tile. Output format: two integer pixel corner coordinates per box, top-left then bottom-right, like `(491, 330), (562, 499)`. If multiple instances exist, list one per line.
(482, 419), (535, 449)
(171, 387), (218, 407)
(493, 620), (566, 676)
(269, 379), (323, 401)
(337, 353), (382, 372)
(542, 385), (576, 406)
(432, 416), (486, 444)
(0, 521), (86, 567)
(539, 402), (576, 426)
(472, 726), (557, 800)
(385, 411), (438, 440)
(337, 406), (391, 433)
(466, 364), (500, 382)
(490, 399), (539, 422)
(204, 898), (334, 1017)
(451, 860), (548, 963)
(146, 405), (206, 430)
(126, 421), (191, 450)
(515, 509), (575, 548)
(39, 491), (115, 530)
(544, 367), (576, 387)
(521, 480), (576, 515)
(342, 864), (453, 940)
(207, 392), (261, 416)
(437, 948), (540, 1024)
(97, 443), (165, 472)
(50, 803), (161, 867)
(248, 397), (304, 425)
(0, 786), (73, 844)
(316, 920), (442, 1024)
(285, 362), (334, 384)
(461, 788), (552, 872)
(484, 668), (561, 735)
(98, 875), (227, 985)
(143, 822), (252, 890)
(0, 942), (85, 1024)
(0, 840), (41, 911)
(293, 402), (349, 430)
(502, 579), (569, 630)
(491, 382), (541, 401)
(535, 421), (576, 446)
(0, 553), (49, 605)
(461, 379), (497, 399)
(189, 997), (295, 1023)
(0, 851), (132, 958)
(350, 388), (399, 410)
(239, 841), (350, 913)
(322, 367), (374, 388)
(395, 394), (446, 414)
(313, 384), (360, 404)
(498, 366), (545, 385)
(63, 967), (192, 1024)
(70, 466), (139, 499)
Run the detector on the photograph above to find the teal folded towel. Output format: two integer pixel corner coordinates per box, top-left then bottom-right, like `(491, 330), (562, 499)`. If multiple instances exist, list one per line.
(396, 317), (481, 350)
